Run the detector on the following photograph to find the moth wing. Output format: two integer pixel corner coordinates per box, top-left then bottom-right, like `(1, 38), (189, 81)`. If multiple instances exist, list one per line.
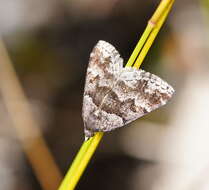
(82, 40), (124, 137)
(84, 40), (123, 96)
(82, 41), (174, 138)
(99, 67), (174, 129)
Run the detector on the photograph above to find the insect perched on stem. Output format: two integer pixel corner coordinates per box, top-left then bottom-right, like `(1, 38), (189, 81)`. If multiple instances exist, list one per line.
(82, 40), (174, 139)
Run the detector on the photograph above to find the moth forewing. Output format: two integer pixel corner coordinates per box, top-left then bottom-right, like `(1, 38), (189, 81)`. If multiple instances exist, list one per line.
(82, 40), (174, 138)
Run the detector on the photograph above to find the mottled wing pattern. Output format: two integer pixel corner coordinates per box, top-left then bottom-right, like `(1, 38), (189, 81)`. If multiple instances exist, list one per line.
(83, 40), (174, 138)
(82, 40), (124, 137)
(100, 67), (174, 127)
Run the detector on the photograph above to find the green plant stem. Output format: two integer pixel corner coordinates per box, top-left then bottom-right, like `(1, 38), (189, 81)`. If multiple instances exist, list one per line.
(126, 24), (154, 67)
(126, 0), (173, 68)
(58, 138), (93, 190)
(150, 0), (173, 24)
(58, 133), (103, 190)
(133, 0), (174, 69)
(58, 1), (175, 189)
(67, 133), (103, 189)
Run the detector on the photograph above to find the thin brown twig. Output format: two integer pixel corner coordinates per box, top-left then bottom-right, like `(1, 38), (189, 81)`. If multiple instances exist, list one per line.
(0, 39), (62, 190)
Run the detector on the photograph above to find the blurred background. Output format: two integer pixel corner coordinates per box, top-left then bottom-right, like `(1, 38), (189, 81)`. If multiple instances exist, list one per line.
(0, 0), (209, 189)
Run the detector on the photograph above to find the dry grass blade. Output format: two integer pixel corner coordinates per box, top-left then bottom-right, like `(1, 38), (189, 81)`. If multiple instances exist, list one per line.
(0, 39), (62, 190)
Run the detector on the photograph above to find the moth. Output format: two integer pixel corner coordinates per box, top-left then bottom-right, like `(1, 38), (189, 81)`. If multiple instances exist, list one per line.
(82, 40), (174, 138)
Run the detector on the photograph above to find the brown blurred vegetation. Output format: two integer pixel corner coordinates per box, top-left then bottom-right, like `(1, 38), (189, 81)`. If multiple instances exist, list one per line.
(1, 0), (209, 190)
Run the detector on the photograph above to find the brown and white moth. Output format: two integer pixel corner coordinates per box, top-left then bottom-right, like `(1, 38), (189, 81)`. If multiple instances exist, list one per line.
(82, 40), (174, 138)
